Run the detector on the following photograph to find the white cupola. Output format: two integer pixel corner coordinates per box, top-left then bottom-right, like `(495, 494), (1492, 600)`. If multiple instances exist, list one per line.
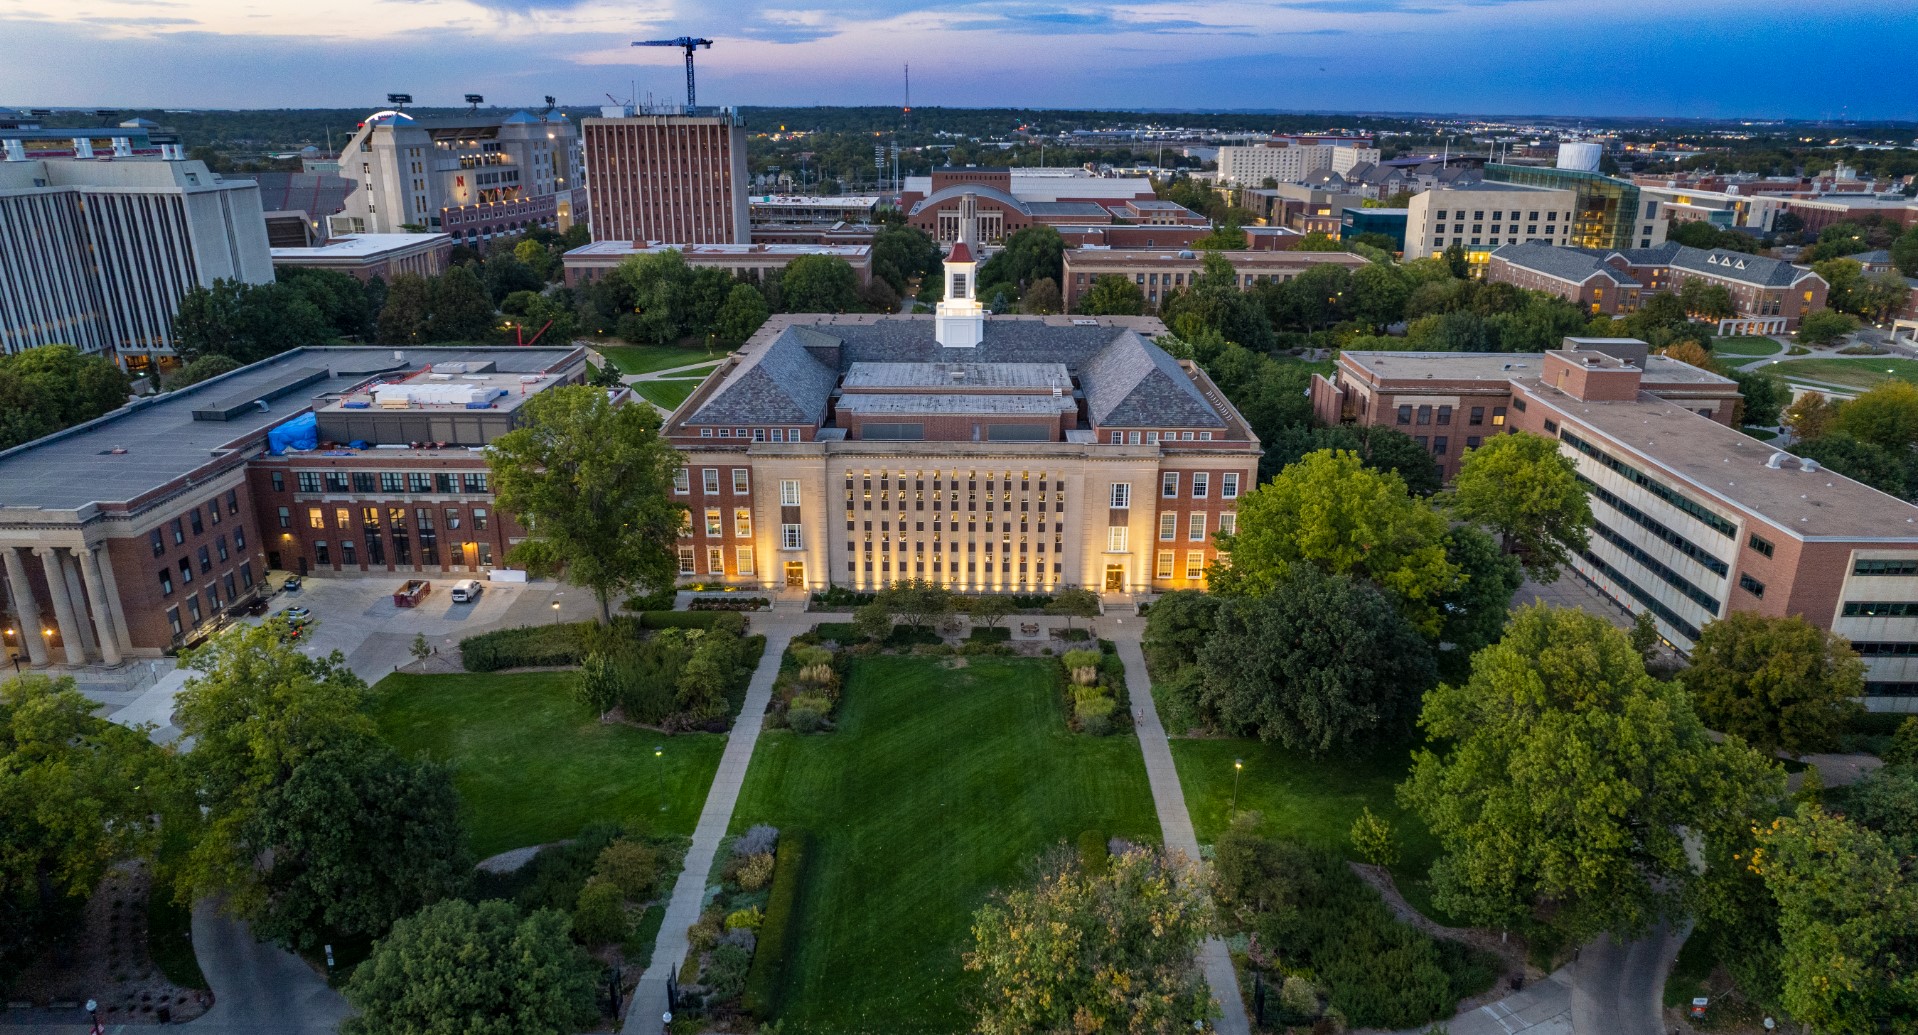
(935, 191), (986, 348)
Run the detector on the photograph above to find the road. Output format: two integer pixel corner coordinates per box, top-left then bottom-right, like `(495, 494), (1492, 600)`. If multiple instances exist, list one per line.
(182, 902), (354, 1035)
(1569, 923), (1684, 1035)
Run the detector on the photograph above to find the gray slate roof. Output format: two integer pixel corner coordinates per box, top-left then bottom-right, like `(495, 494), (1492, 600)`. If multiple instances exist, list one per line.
(1492, 242), (1640, 287)
(1613, 242), (1815, 288)
(688, 337), (839, 425)
(1079, 331), (1224, 428)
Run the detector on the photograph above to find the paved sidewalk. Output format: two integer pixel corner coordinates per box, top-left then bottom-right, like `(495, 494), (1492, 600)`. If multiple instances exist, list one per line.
(1376, 970), (1574, 1035)
(1109, 617), (1250, 1035)
(622, 612), (807, 1035)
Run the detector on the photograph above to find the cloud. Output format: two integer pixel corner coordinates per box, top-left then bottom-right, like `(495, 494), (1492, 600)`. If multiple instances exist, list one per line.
(946, 10), (1252, 34)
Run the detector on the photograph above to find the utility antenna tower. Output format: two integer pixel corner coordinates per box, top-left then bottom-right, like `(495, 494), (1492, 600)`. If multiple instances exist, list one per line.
(902, 65), (912, 132)
(632, 36), (713, 108)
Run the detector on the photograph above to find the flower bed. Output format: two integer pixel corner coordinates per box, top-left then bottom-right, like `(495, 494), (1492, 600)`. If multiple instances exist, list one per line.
(674, 825), (806, 1025)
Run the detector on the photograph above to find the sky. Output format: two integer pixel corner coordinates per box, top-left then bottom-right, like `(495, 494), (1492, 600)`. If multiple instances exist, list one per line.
(2, 0), (1915, 121)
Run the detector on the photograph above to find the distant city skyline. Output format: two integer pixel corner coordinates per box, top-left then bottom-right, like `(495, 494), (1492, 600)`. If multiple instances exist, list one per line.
(1, 0), (1915, 122)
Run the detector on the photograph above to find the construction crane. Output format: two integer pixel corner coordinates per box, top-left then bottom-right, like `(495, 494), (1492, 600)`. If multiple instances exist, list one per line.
(631, 37), (713, 108)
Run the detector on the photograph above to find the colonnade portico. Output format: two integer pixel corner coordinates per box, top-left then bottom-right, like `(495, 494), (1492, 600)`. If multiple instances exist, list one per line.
(1, 543), (129, 668)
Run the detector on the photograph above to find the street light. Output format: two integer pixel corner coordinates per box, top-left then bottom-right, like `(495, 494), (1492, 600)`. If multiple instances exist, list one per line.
(1230, 758), (1244, 816)
(550, 599), (561, 625)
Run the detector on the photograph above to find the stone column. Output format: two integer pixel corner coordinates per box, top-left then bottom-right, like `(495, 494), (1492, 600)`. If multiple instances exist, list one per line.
(60, 553), (97, 660)
(36, 548), (87, 666)
(77, 548), (123, 666)
(92, 548), (135, 654)
(2, 547), (49, 667)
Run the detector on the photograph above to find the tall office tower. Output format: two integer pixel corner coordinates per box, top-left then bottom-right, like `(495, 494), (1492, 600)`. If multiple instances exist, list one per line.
(331, 109), (585, 241)
(0, 159), (272, 372)
(582, 107), (749, 244)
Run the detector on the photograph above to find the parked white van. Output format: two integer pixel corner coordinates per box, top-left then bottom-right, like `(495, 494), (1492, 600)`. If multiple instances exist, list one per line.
(450, 579), (484, 604)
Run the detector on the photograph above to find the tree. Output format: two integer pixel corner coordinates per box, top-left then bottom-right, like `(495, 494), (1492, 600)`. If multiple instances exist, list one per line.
(1683, 613), (1865, 756)
(1628, 611), (1661, 662)
(1782, 390), (1842, 441)
(1262, 425), (1440, 496)
(1045, 587), (1100, 634)
(166, 354), (243, 390)
(172, 621), (374, 914)
(1796, 308), (1858, 346)
(1213, 450), (1459, 637)
(0, 344), (130, 451)
(1859, 270), (1913, 323)
(0, 675), (168, 983)
(853, 601), (891, 642)
(1399, 605), (1783, 942)
(877, 578), (953, 632)
(965, 848), (1214, 1035)
(781, 254), (863, 313)
(1017, 277), (1062, 315)
(342, 899), (599, 1035)
(1350, 808), (1399, 867)
(967, 594), (1012, 630)
(1348, 261), (1411, 331)
(1751, 804), (1918, 1032)
(1811, 258), (1866, 315)
(513, 238), (559, 282)
(1074, 274), (1146, 316)
(1727, 367), (1787, 427)
(487, 385), (685, 623)
(1892, 224), (1918, 277)
(1659, 339), (1717, 370)
(376, 272), (433, 344)
(611, 250), (695, 343)
(249, 743), (468, 950)
(1194, 570), (1436, 752)
(1790, 434), (1909, 497)
(1450, 431), (1592, 582)
(1442, 242), (1469, 279)
(1832, 380), (1918, 453)
(870, 223), (942, 296)
(1294, 232), (1344, 251)
(1160, 253), (1274, 350)
(1677, 279), (1737, 320)
(714, 283), (771, 346)
(429, 264), (500, 342)
(1433, 525), (1523, 674)
(976, 225), (1065, 299)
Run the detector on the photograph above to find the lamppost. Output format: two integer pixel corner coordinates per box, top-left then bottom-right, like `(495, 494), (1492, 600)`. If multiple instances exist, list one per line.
(1230, 758), (1244, 816)
(550, 599), (561, 626)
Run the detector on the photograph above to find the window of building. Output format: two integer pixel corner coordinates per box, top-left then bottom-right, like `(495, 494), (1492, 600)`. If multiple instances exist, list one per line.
(1189, 513), (1207, 541)
(702, 469), (719, 494)
(298, 472), (323, 494)
(216, 537), (229, 563)
(1437, 405), (1452, 425)
(1469, 406), (1484, 426)
(1844, 601), (1918, 617)
(678, 546), (696, 574)
(1109, 483), (1131, 509)
(167, 607), (182, 638)
(1543, 419), (1558, 435)
(674, 468), (690, 494)
(779, 479), (802, 507)
(1156, 550), (1175, 580)
(1160, 512), (1178, 540)
(736, 546), (755, 575)
(472, 508), (488, 531)
(380, 472), (405, 493)
(1191, 473), (1209, 498)
(158, 568), (173, 596)
(1739, 573), (1766, 599)
(1397, 405), (1412, 425)
(1434, 436), (1449, 455)
(781, 524), (803, 550)
(463, 472), (488, 493)
(171, 518), (185, 544)
(733, 469), (750, 494)
(270, 471), (285, 493)
(276, 507), (291, 529)
(1107, 526), (1129, 553)
(186, 597), (202, 626)
(735, 508), (752, 538)
(1491, 406), (1507, 427)
(1417, 405), (1432, 426)
(1512, 399), (1527, 412)
(1186, 551), (1206, 579)
(1854, 558), (1918, 576)
(1162, 472), (1179, 498)
(704, 509), (723, 536)
(150, 529), (165, 557)
(707, 546), (725, 574)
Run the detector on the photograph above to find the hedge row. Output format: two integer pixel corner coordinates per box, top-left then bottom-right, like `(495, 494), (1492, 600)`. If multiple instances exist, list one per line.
(741, 828), (809, 1020)
(459, 621), (595, 672)
(638, 610), (734, 630)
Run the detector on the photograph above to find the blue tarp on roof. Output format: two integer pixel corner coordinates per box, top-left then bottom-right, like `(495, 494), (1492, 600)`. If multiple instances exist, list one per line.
(266, 412), (317, 454)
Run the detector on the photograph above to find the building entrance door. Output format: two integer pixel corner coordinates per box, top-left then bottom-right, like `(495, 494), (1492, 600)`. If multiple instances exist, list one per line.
(785, 562), (805, 588)
(1104, 565), (1124, 592)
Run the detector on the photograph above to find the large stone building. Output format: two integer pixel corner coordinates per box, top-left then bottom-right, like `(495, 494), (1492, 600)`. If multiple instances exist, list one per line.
(657, 214), (1259, 597)
(1487, 241), (1829, 332)
(0, 158), (273, 371)
(0, 346), (588, 663)
(900, 169), (1168, 244)
(559, 242), (872, 289)
(583, 108), (749, 245)
(332, 109), (586, 242)
(1402, 182), (1578, 263)
(1215, 142), (1379, 187)
(1312, 341), (1918, 711)
(271, 233), (454, 283)
(1060, 249), (1370, 311)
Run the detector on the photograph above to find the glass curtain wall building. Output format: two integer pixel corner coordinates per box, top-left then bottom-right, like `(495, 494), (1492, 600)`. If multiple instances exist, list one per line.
(1484, 163), (1641, 251)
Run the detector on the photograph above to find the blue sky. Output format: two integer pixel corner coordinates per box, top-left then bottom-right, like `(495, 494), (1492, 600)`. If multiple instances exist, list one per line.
(1, 0), (1914, 120)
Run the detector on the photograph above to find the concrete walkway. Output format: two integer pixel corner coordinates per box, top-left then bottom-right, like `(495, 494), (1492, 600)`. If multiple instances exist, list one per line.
(1375, 970), (1574, 1035)
(622, 609), (807, 1035)
(1108, 617), (1250, 1035)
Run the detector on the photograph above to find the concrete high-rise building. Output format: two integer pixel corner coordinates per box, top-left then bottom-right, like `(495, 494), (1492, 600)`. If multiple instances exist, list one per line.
(1216, 142), (1380, 186)
(1402, 182), (1577, 264)
(331, 109), (585, 242)
(582, 108), (749, 245)
(0, 159), (272, 371)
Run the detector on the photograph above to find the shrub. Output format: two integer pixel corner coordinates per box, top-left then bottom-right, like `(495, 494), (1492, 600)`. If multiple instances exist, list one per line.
(812, 622), (861, 644)
(594, 839), (661, 899)
(686, 909), (723, 955)
(735, 851), (775, 891)
(788, 697), (829, 733)
(1076, 830), (1108, 876)
(968, 626), (1012, 643)
(459, 621), (594, 671)
(704, 942), (753, 1002)
(885, 623), (943, 648)
(1280, 974), (1321, 1018)
(1009, 593), (1054, 610)
(636, 610), (734, 630)
(725, 905), (764, 931)
(791, 644), (834, 670)
(853, 602), (891, 641)
(1886, 716), (1918, 768)
(742, 829), (808, 1019)
(1057, 627), (1091, 642)
(1076, 695), (1116, 722)
(810, 586), (875, 609)
(1063, 648), (1102, 686)
(734, 824), (779, 858)
(689, 596), (770, 612)
(623, 585), (677, 612)
(1078, 711), (1115, 737)
(504, 823), (627, 913)
(1349, 808), (1399, 868)
(573, 877), (628, 946)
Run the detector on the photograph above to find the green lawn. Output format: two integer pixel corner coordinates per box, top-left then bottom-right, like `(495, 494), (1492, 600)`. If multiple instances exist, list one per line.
(634, 379), (700, 410)
(730, 655), (1160, 1034)
(1777, 357), (1918, 391)
(1169, 738), (1451, 920)
(596, 343), (728, 375)
(371, 672), (727, 859)
(1709, 335), (1783, 360)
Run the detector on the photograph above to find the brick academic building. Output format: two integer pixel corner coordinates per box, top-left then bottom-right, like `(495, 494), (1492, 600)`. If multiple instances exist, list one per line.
(1313, 340), (1918, 711)
(0, 346), (588, 664)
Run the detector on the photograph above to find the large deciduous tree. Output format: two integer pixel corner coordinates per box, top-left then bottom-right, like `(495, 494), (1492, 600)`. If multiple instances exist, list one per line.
(975, 224), (1065, 300)
(1683, 613), (1865, 756)
(488, 385), (685, 623)
(1832, 380), (1918, 453)
(965, 848), (1214, 1035)
(343, 899), (599, 1035)
(714, 282), (771, 346)
(1212, 449), (1459, 636)
(780, 254), (864, 313)
(1195, 569), (1436, 752)
(1074, 274), (1146, 316)
(870, 222), (942, 296)
(1450, 431), (1591, 582)
(1399, 605), (1782, 942)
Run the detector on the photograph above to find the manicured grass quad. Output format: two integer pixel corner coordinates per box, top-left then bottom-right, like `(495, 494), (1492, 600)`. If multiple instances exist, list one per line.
(595, 344), (726, 375)
(634, 378), (702, 410)
(1707, 335), (1783, 360)
(731, 655), (1160, 1034)
(371, 672), (727, 859)
(1777, 357), (1918, 391)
